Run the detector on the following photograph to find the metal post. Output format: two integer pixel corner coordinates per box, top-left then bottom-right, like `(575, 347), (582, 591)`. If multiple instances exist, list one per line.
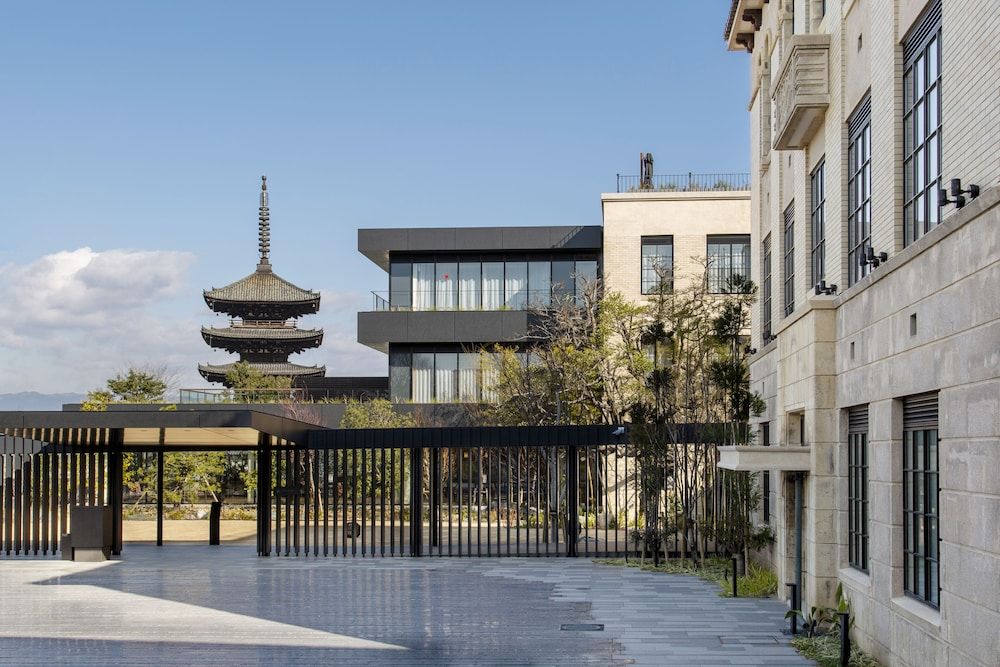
(409, 447), (423, 557)
(732, 556), (739, 597)
(109, 429), (124, 555)
(794, 473), (804, 613)
(256, 434), (272, 557)
(839, 612), (851, 666)
(429, 449), (439, 549)
(155, 450), (164, 546)
(786, 583), (799, 635)
(566, 445), (579, 557)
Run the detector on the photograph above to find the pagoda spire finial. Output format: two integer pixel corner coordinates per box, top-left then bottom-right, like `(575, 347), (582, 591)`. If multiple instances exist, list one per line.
(257, 175), (271, 270)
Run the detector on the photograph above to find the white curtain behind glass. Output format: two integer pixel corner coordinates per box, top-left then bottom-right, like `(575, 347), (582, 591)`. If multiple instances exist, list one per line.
(436, 262), (457, 310)
(505, 262), (527, 310)
(459, 263), (481, 310)
(480, 353), (499, 402)
(458, 353), (479, 401)
(413, 263), (434, 310)
(482, 262), (503, 310)
(435, 353), (457, 402)
(528, 261), (550, 308)
(412, 353), (434, 402)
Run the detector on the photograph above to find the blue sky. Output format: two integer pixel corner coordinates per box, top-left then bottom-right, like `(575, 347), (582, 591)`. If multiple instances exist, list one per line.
(0, 1), (748, 394)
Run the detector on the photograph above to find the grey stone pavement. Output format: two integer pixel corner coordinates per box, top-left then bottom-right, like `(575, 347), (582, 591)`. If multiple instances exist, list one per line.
(0, 545), (812, 666)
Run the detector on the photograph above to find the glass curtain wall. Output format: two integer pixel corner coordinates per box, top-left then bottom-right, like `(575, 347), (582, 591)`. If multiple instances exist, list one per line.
(482, 262), (504, 310)
(412, 263), (435, 310)
(459, 262), (481, 310)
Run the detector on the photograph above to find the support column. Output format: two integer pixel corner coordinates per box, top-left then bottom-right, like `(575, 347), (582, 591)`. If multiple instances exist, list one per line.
(256, 433), (272, 556)
(108, 429), (124, 555)
(156, 450), (164, 546)
(409, 446), (423, 557)
(567, 446), (579, 557)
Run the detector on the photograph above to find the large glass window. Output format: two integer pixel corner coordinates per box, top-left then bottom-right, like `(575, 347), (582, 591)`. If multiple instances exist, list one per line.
(389, 351), (411, 401)
(504, 262), (527, 310)
(412, 352), (434, 403)
(412, 263), (435, 310)
(551, 260), (575, 303)
(848, 405), (869, 572)
(761, 421), (770, 524)
(762, 234), (772, 343)
(575, 260), (598, 305)
(434, 352), (458, 402)
(641, 237), (673, 294)
(848, 96), (872, 286)
(389, 262), (411, 310)
(707, 235), (750, 294)
(810, 160), (826, 288)
(903, 3), (942, 246)
(435, 262), (457, 311)
(903, 393), (939, 607)
(459, 262), (481, 311)
(528, 261), (551, 308)
(783, 203), (795, 317)
(482, 262), (504, 310)
(458, 353), (480, 402)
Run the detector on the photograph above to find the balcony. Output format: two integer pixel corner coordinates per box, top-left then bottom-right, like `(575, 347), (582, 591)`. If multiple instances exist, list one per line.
(771, 34), (831, 150)
(615, 172), (750, 194)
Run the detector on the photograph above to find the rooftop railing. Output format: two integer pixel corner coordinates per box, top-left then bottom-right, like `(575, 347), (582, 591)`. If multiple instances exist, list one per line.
(616, 172), (751, 193)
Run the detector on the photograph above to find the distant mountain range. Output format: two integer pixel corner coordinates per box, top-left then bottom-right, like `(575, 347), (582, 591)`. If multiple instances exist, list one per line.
(0, 392), (86, 411)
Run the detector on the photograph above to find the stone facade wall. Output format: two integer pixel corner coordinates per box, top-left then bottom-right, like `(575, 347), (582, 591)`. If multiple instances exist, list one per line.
(731, 0), (1000, 664)
(600, 191), (751, 299)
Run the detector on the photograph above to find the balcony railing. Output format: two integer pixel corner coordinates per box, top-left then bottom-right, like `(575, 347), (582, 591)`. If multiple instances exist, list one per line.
(371, 290), (579, 312)
(178, 388), (307, 404)
(616, 172), (750, 193)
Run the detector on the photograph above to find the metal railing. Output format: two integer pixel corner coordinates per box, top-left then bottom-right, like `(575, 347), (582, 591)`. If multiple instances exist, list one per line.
(616, 172), (751, 193)
(178, 388), (307, 404)
(371, 290), (576, 312)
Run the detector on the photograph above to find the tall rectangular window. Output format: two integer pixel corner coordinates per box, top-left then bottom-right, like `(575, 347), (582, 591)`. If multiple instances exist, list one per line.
(810, 160), (826, 287)
(848, 96), (872, 286)
(575, 260), (599, 305)
(528, 261), (551, 308)
(641, 236), (673, 294)
(412, 263), (435, 310)
(903, 393), (939, 607)
(458, 262), (481, 311)
(848, 405), (869, 572)
(783, 203), (795, 317)
(412, 352), (434, 403)
(903, 1), (942, 246)
(434, 352), (458, 402)
(504, 262), (528, 310)
(482, 262), (504, 310)
(435, 262), (457, 311)
(389, 351), (412, 401)
(762, 234), (772, 343)
(551, 260), (575, 303)
(389, 262), (412, 310)
(707, 235), (751, 294)
(458, 353), (480, 402)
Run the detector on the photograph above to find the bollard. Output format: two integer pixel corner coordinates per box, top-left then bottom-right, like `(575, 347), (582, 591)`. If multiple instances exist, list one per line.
(209, 501), (222, 545)
(786, 583), (799, 635)
(732, 556), (739, 597)
(839, 611), (851, 667)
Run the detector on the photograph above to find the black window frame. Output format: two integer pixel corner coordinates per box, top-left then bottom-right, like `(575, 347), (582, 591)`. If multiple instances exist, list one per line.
(847, 96), (872, 287)
(783, 203), (795, 317)
(903, 1), (943, 246)
(706, 234), (751, 294)
(762, 234), (772, 343)
(903, 393), (940, 608)
(810, 159), (826, 288)
(761, 421), (771, 524)
(848, 405), (869, 572)
(641, 236), (674, 295)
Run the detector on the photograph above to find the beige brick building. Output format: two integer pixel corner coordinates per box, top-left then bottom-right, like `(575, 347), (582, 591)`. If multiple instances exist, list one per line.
(724, 0), (999, 665)
(601, 188), (752, 299)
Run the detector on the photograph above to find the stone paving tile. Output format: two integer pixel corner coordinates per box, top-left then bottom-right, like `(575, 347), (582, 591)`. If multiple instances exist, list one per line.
(0, 546), (813, 666)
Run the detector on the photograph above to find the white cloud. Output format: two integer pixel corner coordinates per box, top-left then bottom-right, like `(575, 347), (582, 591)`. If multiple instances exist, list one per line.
(0, 248), (386, 394)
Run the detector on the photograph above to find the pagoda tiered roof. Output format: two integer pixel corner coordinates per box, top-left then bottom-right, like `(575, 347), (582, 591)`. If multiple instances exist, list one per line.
(198, 361), (326, 384)
(199, 176), (326, 387)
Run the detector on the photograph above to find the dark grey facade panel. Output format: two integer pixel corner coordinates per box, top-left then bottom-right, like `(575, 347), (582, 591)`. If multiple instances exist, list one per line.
(358, 226), (602, 271)
(358, 310), (532, 351)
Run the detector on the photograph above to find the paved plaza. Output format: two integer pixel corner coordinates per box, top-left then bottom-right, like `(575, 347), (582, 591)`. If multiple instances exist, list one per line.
(0, 546), (810, 666)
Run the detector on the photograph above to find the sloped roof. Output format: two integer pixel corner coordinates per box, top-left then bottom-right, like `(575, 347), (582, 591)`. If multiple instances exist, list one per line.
(201, 325), (324, 342)
(198, 361), (326, 381)
(204, 267), (320, 305)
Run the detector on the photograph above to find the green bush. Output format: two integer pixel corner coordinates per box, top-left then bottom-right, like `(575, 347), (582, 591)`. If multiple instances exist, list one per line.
(594, 557), (778, 599)
(220, 506), (256, 521)
(730, 562), (778, 597)
(791, 634), (880, 667)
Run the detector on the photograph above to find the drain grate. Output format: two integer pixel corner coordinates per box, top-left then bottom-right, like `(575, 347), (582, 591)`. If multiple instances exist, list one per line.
(561, 623), (604, 631)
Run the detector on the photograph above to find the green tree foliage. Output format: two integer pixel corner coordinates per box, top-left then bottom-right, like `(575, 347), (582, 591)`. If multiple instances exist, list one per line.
(340, 398), (417, 429)
(337, 399), (416, 505)
(82, 367), (168, 410)
(224, 362), (292, 402)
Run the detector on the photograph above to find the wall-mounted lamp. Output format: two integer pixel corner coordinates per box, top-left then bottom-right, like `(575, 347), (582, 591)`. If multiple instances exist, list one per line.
(859, 246), (888, 270)
(941, 178), (980, 209)
(744, 345), (758, 355)
(814, 280), (838, 296)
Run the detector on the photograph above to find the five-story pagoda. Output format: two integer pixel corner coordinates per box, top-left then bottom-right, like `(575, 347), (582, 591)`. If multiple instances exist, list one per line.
(199, 176), (325, 385)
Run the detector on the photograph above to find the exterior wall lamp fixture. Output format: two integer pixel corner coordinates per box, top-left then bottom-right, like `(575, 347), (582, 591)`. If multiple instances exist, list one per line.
(940, 178), (980, 209)
(814, 280), (838, 296)
(859, 246), (888, 270)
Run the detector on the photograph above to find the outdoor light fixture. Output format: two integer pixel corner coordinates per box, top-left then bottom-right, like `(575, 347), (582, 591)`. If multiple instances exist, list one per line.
(745, 345), (758, 355)
(814, 280), (838, 296)
(940, 178), (980, 209)
(860, 246), (888, 270)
